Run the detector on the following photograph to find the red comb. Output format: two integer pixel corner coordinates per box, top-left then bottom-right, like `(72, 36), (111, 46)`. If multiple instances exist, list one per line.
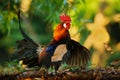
(60, 14), (71, 22)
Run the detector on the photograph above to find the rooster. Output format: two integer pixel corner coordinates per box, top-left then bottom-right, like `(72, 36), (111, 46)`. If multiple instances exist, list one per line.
(16, 10), (90, 71)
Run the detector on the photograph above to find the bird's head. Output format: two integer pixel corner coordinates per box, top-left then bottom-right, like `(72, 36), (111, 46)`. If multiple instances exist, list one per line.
(60, 14), (71, 30)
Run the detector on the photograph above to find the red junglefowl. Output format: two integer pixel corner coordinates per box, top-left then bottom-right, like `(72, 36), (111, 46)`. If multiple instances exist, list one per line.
(16, 11), (90, 71)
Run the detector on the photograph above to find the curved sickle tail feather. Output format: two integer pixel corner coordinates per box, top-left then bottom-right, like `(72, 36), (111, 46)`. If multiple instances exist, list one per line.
(18, 9), (38, 47)
(16, 9), (40, 67)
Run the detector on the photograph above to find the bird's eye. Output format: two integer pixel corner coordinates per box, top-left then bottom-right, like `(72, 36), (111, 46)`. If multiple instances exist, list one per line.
(63, 23), (67, 28)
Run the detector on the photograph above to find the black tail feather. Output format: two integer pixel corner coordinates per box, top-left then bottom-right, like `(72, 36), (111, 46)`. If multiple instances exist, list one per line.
(16, 9), (39, 67)
(18, 9), (38, 47)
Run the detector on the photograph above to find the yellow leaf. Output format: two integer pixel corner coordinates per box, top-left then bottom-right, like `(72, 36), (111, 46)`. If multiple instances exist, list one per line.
(84, 12), (110, 67)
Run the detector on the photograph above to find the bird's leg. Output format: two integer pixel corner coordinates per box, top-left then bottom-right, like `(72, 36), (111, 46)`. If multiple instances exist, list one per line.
(48, 66), (56, 75)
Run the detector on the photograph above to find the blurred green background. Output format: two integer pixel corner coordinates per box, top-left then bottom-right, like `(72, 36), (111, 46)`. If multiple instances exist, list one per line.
(0, 0), (120, 70)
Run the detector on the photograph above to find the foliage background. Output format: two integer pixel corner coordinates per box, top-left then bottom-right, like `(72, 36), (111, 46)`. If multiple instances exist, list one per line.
(0, 0), (120, 71)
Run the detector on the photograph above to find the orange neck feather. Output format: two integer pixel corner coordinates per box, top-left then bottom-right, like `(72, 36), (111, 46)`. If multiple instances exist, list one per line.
(53, 23), (69, 42)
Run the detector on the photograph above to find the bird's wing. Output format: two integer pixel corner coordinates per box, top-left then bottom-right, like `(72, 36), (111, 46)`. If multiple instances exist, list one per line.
(16, 10), (40, 67)
(51, 40), (90, 68)
(51, 44), (67, 62)
(64, 40), (91, 67)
